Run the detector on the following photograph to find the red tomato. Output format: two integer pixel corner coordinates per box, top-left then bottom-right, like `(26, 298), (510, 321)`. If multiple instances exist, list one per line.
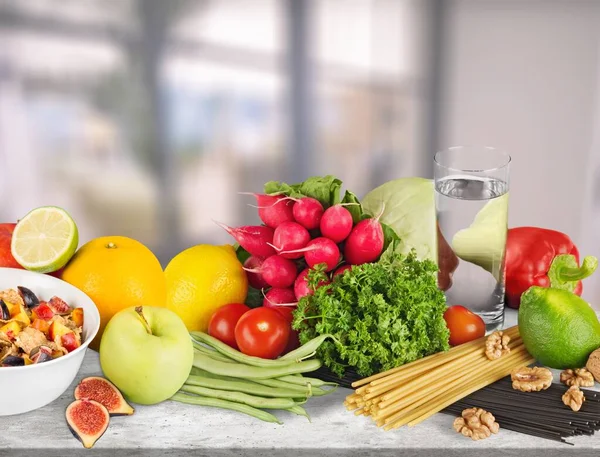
(235, 307), (290, 359)
(266, 305), (300, 354)
(208, 303), (251, 349)
(443, 305), (486, 346)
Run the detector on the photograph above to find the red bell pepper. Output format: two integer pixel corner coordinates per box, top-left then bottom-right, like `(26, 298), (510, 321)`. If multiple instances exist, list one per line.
(505, 227), (598, 309)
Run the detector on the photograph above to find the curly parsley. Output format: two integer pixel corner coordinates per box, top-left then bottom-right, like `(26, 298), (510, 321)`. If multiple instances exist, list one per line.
(292, 246), (450, 377)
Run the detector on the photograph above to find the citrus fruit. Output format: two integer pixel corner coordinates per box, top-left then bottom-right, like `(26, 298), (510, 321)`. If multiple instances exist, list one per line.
(11, 206), (78, 273)
(0, 223), (22, 269)
(519, 286), (600, 369)
(60, 236), (166, 350)
(165, 244), (248, 332)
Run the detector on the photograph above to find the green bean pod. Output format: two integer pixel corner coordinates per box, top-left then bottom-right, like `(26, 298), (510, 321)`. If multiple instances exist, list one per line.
(192, 342), (236, 363)
(286, 405), (311, 422)
(170, 392), (282, 424)
(191, 332), (298, 367)
(185, 375), (305, 399)
(250, 378), (312, 394)
(276, 375), (338, 388)
(278, 334), (338, 361)
(180, 385), (295, 410)
(193, 352), (322, 379)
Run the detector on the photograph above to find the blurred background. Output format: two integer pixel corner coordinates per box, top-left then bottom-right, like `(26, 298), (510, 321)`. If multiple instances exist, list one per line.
(1, 0), (600, 301)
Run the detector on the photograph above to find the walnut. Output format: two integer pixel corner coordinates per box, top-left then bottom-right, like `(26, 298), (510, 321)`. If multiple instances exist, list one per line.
(562, 386), (585, 412)
(485, 331), (510, 360)
(586, 349), (600, 382)
(560, 368), (595, 387)
(511, 366), (553, 392)
(453, 407), (499, 441)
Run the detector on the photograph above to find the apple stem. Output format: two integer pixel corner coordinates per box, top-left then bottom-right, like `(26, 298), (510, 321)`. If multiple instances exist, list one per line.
(135, 306), (153, 335)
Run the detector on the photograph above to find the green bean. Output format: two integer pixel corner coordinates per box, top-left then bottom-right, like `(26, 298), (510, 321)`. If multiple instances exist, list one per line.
(250, 378), (313, 394)
(192, 342), (236, 363)
(193, 352), (322, 379)
(180, 384), (295, 409)
(278, 334), (338, 361)
(191, 331), (298, 367)
(286, 405), (311, 422)
(276, 375), (338, 388)
(185, 375), (305, 399)
(170, 392), (282, 424)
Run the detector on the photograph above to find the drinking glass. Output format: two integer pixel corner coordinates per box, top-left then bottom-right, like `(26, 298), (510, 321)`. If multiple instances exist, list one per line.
(434, 146), (511, 331)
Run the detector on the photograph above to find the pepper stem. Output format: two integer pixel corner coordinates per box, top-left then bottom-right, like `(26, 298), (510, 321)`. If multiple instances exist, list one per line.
(548, 254), (598, 292)
(135, 306), (153, 335)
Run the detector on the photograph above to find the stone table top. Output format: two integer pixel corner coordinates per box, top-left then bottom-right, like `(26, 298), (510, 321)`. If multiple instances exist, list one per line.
(1, 310), (599, 457)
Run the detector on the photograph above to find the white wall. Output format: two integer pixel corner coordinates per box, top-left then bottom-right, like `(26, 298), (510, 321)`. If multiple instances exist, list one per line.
(440, 0), (600, 305)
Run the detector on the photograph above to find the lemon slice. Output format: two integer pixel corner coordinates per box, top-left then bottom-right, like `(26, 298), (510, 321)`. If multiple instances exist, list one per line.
(11, 206), (79, 273)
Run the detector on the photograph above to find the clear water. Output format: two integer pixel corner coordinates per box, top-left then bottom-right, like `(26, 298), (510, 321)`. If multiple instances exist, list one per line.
(435, 176), (509, 331)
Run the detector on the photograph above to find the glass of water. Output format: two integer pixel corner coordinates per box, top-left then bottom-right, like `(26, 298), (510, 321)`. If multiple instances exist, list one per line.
(434, 146), (511, 331)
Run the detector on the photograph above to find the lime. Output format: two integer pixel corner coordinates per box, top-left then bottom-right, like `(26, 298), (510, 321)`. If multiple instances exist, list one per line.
(11, 206), (79, 273)
(519, 286), (600, 369)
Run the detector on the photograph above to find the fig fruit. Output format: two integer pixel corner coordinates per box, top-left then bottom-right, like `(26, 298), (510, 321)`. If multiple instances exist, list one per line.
(0, 300), (9, 320)
(75, 377), (134, 416)
(48, 296), (71, 314)
(30, 346), (53, 364)
(1, 355), (24, 367)
(18, 286), (39, 309)
(65, 399), (110, 449)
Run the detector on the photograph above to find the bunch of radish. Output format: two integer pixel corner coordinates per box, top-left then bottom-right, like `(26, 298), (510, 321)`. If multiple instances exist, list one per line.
(216, 193), (386, 339)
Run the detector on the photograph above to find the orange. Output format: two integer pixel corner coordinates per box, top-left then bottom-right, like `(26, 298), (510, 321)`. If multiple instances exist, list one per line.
(61, 236), (166, 350)
(165, 244), (248, 332)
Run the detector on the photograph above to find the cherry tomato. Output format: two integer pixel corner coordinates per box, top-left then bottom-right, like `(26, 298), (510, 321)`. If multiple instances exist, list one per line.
(208, 303), (250, 349)
(235, 307), (290, 359)
(443, 305), (486, 346)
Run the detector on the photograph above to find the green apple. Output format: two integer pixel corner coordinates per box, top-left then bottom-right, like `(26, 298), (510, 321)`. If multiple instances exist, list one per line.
(99, 306), (193, 405)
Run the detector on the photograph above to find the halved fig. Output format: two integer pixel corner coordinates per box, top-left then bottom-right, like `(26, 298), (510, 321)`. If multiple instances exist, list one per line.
(1, 355), (24, 367)
(30, 345), (53, 364)
(75, 377), (134, 416)
(48, 296), (71, 314)
(66, 399), (110, 449)
(18, 286), (39, 309)
(0, 300), (9, 320)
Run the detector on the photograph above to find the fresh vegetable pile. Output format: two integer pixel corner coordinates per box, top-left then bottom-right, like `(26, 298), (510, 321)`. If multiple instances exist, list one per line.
(171, 331), (337, 423)
(213, 176), (450, 377)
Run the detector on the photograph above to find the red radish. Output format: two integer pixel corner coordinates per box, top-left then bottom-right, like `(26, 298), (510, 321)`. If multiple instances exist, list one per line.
(292, 197), (324, 230)
(294, 268), (330, 299)
(333, 264), (353, 277)
(241, 193), (295, 228)
(215, 222), (276, 258)
(344, 213), (385, 265)
(245, 255), (297, 288)
(280, 237), (340, 272)
(263, 287), (297, 308)
(319, 205), (354, 243)
(271, 221), (310, 259)
(243, 256), (269, 289)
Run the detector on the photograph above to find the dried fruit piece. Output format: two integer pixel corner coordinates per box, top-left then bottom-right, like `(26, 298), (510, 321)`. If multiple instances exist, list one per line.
(586, 349), (600, 382)
(511, 366), (553, 392)
(18, 286), (39, 309)
(71, 308), (84, 327)
(32, 302), (55, 321)
(65, 399), (110, 449)
(75, 377), (134, 416)
(485, 331), (510, 360)
(453, 407), (499, 440)
(562, 386), (585, 412)
(560, 368), (595, 387)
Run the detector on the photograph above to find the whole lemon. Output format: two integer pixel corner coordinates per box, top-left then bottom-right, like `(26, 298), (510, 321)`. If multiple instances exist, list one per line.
(165, 244), (248, 332)
(61, 236), (166, 350)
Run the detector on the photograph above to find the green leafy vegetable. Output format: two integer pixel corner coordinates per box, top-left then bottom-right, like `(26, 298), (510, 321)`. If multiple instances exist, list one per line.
(292, 243), (450, 377)
(362, 177), (436, 261)
(264, 175), (342, 208)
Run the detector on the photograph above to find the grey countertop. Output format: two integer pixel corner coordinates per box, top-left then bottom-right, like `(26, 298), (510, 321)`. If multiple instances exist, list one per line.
(1, 309), (599, 457)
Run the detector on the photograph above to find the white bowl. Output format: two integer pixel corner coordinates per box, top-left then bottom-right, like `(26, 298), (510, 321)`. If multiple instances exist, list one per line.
(0, 268), (100, 416)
